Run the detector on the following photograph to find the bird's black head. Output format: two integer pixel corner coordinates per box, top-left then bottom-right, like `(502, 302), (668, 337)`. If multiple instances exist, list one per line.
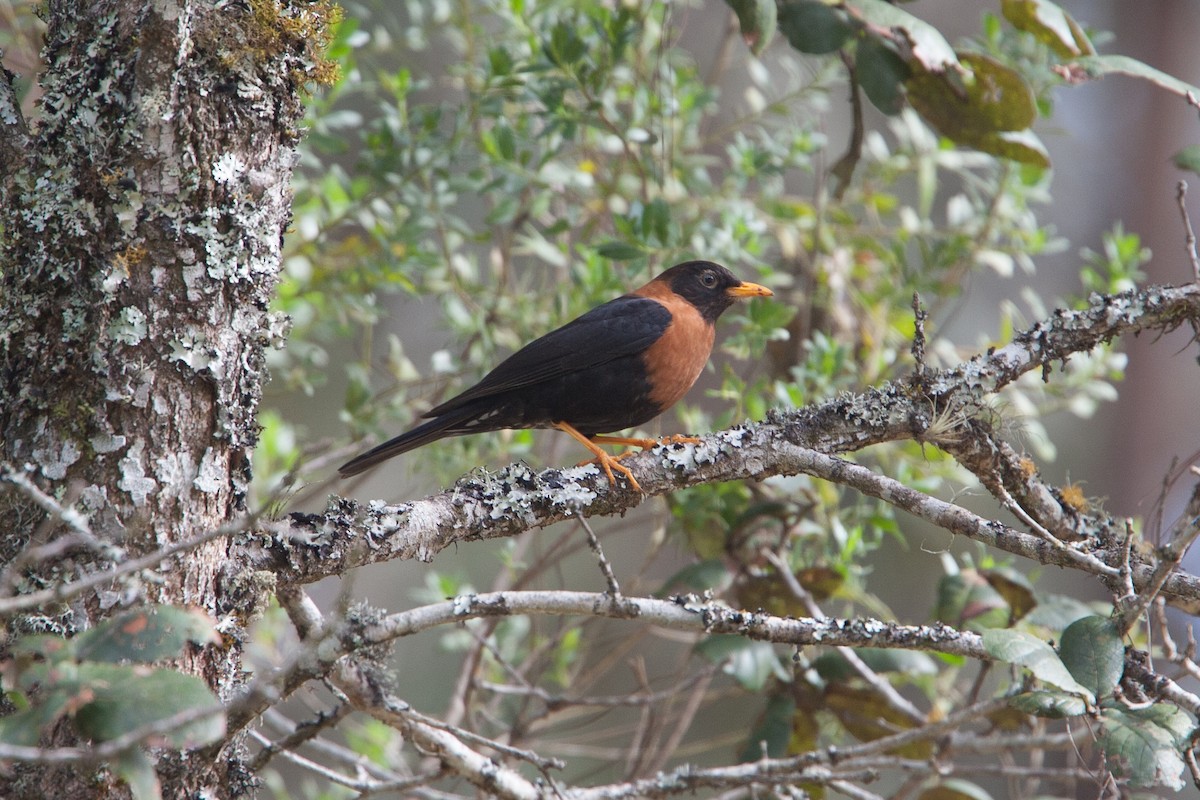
(656, 260), (773, 323)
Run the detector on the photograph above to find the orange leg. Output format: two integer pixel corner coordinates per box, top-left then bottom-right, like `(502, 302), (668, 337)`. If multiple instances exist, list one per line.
(590, 433), (703, 449)
(554, 422), (643, 493)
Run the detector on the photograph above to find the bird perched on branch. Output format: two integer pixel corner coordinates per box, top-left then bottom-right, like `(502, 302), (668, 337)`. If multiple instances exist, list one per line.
(338, 260), (772, 492)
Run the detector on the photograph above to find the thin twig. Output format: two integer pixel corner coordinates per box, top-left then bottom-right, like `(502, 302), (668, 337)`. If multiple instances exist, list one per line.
(576, 510), (622, 598)
(0, 511), (262, 614)
(1177, 180), (1200, 282)
(1118, 474), (1200, 635)
(0, 702), (224, 763)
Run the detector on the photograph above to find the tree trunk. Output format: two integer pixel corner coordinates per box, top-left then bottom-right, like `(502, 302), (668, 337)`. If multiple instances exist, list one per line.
(0, 2), (332, 796)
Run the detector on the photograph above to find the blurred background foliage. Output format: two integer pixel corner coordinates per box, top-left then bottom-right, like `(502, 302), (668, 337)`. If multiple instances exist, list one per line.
(243, 0), (1189, 794)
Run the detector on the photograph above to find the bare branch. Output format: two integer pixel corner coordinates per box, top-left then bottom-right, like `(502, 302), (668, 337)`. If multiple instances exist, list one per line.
(1178, 181), (1200, 282)
(1117, 476), (1200, 633)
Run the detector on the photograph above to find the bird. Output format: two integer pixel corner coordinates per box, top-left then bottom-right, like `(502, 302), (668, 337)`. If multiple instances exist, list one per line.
(338, 260), (773, 492)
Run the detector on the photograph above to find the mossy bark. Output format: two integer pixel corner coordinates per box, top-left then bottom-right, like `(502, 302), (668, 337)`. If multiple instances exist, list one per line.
(0, 2), (333, 796)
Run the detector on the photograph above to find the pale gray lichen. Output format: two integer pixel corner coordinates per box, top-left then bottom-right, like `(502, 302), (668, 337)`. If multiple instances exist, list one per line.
(155, 449), (196, 498)
(34, 439), (81, 481)
(546, 476), (597, 506)
(169, 330), (221, 374)
(363, 499), (408, 548)
(212, 152), (247, 184)
(108, 305), (148, 345)
(117, 439), (158, 506)
(452, 593), (477, 615)
(114, 190), (143, 235)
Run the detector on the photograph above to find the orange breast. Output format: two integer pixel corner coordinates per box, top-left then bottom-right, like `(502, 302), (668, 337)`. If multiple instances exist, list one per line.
(634, 281), (716, 411)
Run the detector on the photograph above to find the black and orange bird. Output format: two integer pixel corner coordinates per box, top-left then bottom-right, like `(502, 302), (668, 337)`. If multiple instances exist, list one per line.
(338, 261), (772, 492)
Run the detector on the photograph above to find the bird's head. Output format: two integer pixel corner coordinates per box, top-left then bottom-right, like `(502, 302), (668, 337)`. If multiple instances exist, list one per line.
(654, 261), (773, 323)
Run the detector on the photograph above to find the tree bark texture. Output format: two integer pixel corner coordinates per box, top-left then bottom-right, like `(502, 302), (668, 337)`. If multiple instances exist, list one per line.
(0, 2), (331, 796)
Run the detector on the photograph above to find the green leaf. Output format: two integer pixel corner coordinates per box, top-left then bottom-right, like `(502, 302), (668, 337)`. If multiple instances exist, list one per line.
(1058, 615), (1124, 699)
(1072, 55), (1200, 100)
(494, 123), (516, 162)
(856, 36), (911, 115)
(907, 52), (1037, 137)
(1100, 705), (1190, 790)
(726, 0), (778, 56)
(1022, 593), (1097, 632)
(935, 571), (1010, 632)
(545, 22), (586, 67)
(594, 241), (645, 261)
(115, 750), (163, 800)
(847, 0), (958, 71)
(1008, 690), (1088, 719)
(982, 628), (1094, 701)
(1001, 0), (1093, 58)
(981, 565), (1037, 623)
(1173, 144), (1200, 177)
(696, 638), (787, 691)
(488, 46), (514, 77)
(11, 634), (75, 662)
(778, 0), (854, 55)
(972, 129), (1051, 169)
(694, 634), (753, 663)
(73, 664), (225, 748)
(73, 605), (218, 664)
(640, 198), (671, 245)
(738, 693), (795, 761)
(0, 685), (87, 746)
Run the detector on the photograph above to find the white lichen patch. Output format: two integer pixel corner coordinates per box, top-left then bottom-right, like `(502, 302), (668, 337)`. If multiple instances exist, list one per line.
(452, 593), (477, 615)
(193, 448), (224, 494)
(118, 440), (159, 506)
(35, 438), (81, 480)
(548, 477), (598, 507)
(212, 152), (247, 184)
(362, 499), (408, 549)
(169, 329), (224, 376)
(659, 437), (724, 471)
(108, 305), (148, 345)
(90, 432), (127, 454)
(156, 448), (197, 498)
(115, 190), (144, 235)
(562, 463), (603, 487)
(262, 310), (292, 349)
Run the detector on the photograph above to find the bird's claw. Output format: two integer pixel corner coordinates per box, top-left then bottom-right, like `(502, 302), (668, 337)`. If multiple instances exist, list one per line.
(577, 451), (643, 493)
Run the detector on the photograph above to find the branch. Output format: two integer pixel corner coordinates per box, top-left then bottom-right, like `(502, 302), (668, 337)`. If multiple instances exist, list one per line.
(236, 585), (1017, 799)
(225, 588), (989, 735)
(258, 282), (1200, 599)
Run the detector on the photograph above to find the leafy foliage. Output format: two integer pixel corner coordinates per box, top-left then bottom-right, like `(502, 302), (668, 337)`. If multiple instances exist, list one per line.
(252, 0), (1200, 796)
(0, 606), (222, 798)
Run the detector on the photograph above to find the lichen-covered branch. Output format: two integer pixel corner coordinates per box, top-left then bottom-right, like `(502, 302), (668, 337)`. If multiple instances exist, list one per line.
(259, 283), (1200, 611)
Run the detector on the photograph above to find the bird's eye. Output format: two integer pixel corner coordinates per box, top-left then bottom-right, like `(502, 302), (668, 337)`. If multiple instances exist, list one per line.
(701, 271), (717, 288)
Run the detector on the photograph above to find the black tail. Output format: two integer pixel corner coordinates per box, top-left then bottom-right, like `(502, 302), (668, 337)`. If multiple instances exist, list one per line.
(338, 407), (480, 478)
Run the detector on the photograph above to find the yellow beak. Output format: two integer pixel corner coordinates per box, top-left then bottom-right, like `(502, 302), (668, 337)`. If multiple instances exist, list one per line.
(726, 281), (773, 299)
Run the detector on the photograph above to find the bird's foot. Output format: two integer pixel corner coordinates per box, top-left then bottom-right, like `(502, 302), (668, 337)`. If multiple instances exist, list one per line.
(556, 422), (645, 493)
(587, 450), (643, 494)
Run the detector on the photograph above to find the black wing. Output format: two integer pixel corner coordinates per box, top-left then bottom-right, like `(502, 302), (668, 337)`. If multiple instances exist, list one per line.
(427, 295), (671, 417)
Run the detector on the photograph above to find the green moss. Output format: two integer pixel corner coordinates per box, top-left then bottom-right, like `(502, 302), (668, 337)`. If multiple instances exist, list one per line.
(234, 0), (344, 91)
